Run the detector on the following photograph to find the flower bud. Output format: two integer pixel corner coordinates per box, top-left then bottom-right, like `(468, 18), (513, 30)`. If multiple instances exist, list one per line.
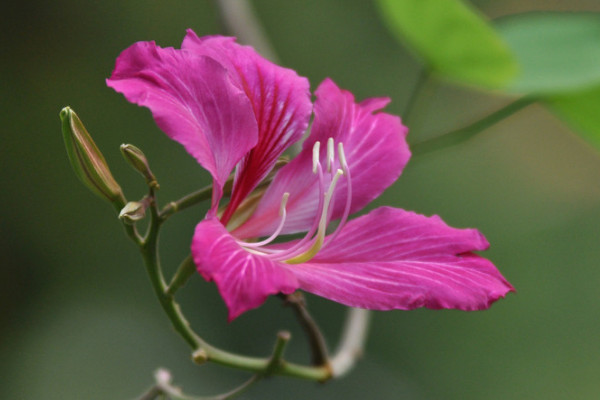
(118, 201), (146, 224)
(120, 144), (159, 189)
(60, 107), (126, 210)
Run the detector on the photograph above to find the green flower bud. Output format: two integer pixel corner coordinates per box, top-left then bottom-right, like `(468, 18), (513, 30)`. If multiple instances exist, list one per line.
(118, 201), (146, 224)
(60, 107), (126, 210)
(120, 144), (159, 189)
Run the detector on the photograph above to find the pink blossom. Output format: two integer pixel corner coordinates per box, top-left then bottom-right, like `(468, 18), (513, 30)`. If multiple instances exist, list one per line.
(108, 30), (514, 321)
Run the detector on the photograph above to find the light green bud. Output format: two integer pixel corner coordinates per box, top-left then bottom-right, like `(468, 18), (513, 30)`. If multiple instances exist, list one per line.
(120, 144), (159, 189)
(60, 107), (126, 210)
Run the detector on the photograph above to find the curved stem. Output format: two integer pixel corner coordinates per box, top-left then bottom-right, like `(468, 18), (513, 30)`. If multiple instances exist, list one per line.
(411, 97), (535, 156)
(141, 195), (206, 350)
(280, 293), (329, 366)
(138, 190), (332, 381)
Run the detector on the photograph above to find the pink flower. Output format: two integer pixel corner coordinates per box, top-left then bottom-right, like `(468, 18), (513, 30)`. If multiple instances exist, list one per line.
(108, 30), (514, 321)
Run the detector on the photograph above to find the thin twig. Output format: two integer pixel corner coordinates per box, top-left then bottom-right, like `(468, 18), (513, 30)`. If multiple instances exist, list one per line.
(280, 293), (330, 366)
(403, 67), (430, 126)
(411, 97), (535, 156)
(166, 255), (196, 296)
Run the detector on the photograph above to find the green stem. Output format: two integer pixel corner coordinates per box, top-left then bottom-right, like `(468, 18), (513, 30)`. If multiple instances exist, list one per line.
(159, 185), (213, 220)
(411, 97), (535, 156)
(140, 197), (206, 350)
(167, 255), (197, 296)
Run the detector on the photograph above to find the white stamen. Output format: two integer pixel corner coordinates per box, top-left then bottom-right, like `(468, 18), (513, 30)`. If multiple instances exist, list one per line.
(279, 192), (290, 217)
(285, 168), (344, 264)
(312, 141), (320, 174)
(323, 142), (352, 248)
(338, 142), (348, 171)
(237, 140), (352, 264)
(327, 137), (335, 172)
(240, 192), (290, 249)
(266, 160), (326, 260)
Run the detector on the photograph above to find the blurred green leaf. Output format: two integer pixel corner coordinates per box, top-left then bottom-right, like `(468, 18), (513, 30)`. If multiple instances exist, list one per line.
(545, 86), (600, 151)
(376, 0), (518, 88)
(496, 12), (600, 94)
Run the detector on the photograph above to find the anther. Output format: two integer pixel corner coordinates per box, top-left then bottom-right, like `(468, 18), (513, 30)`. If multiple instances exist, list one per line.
(327, 137), (335, 172)
(279, 192), (290, 217)
(312, 141), (321, 174)
(338, 142), (348, 172)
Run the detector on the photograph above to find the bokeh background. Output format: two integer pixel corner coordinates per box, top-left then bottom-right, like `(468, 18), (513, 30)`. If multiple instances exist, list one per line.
(2, 1), (600, 399)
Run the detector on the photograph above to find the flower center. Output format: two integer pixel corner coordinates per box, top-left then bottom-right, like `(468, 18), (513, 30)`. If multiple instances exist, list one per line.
(237, 138), (352, 264)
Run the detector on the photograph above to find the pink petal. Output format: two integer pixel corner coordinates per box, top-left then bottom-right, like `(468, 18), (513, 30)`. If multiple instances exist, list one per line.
(192, 217), (299, 321)
(290, 207), (514, 311)
(233, 78), (410, 239)
(182, 32), (312, 223)
(107, 40), (258, 208)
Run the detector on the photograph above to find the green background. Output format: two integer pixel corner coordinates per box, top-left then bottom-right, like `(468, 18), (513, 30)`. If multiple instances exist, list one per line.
(2, 1), (600, 399)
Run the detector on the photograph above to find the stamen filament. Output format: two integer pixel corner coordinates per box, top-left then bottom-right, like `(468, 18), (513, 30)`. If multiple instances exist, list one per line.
(323, 142), (352, 248)
(266, 159), (327, 260)
(240, 192), (289, 249)
(285, 168), (344, 264)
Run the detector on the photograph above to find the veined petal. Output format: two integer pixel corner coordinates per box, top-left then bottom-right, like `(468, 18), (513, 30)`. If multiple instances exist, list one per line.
(107, 40), (258, 209)
(233, 78), (410, 238)
(290, 207), (514, 311)
(192, 217), (299, 321)
(182, 32), (312, 222)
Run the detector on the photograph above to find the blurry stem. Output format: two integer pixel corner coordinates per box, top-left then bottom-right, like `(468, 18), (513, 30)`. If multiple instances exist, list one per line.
(215, 0), (278, 62)
(329, 308), (371, 377)
(403, 67), (431, 127)
(138, 369), (261, 400)
(166, 255), (196, 296)
(411, 97), (535, 156)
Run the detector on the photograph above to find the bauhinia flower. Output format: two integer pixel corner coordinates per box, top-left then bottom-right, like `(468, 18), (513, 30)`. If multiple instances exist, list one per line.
(108, 30), (514, 321)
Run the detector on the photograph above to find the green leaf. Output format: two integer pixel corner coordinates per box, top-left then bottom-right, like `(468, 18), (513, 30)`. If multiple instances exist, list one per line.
(376, 0), (518, 88)
(496, 12), (600, 94)
(545, 87), (600, 151)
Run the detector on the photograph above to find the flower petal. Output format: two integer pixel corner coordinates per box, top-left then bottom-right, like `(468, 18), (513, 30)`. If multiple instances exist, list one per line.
(182, 32), (312, 223)
(107, 40), (258, 208)
(233, 78), (410, 238)
(192, 217), (299, 321)
(290, 207), (514, 311)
